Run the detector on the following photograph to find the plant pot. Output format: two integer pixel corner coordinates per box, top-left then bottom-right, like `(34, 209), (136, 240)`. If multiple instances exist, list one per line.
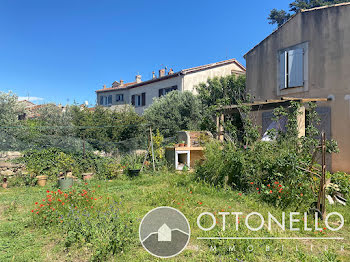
(58, 177), (74, 191)
(82, 172), (93, 181)
(179, 143), (185, 147)
(2, 183), (8, 189)
(36, 175), (48, 187)
(127, 169), (140, 177)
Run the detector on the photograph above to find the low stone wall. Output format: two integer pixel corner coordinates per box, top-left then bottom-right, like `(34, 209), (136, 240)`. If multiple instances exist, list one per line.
(0, 151), (24, 176)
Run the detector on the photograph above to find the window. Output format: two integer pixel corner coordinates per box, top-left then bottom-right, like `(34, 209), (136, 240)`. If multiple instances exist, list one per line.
(159, 86), (178, 97)
(99, 95), (112, 106)
(279, 48), (304, 89)
(131, 93), (146, 107)
(116, 94), (124, 102)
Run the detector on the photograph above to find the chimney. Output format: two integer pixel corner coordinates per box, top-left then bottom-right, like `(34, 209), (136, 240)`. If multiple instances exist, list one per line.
(120, 80), (124, 85)
(135, 74), (142, 83)
(168, 68), (174, 75)
(103, 84), (106, 89)
(159, 69), (165, 77)
(152, 71), (156, 79)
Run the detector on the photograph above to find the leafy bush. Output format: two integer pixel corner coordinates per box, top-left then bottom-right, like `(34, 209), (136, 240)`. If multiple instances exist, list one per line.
(17, 147), (125, 180)
(196, 140), (316, 209)
(18, 148), (66, 177)
(329, 171), (350, 198)
(144, 91), (202, 137)
(71, 105), (146, 153)
(94, 157), (123, 180)
(196, 102), (337, 210)
(7, 173), (37, 187)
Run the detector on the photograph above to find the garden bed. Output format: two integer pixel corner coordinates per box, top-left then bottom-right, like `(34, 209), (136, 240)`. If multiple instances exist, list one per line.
(0, 172), (349, 261)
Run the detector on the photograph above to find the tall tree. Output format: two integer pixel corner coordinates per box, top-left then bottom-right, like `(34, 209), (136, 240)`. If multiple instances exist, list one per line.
(268, 0), (350, 27)
(144, 91), (202, 138)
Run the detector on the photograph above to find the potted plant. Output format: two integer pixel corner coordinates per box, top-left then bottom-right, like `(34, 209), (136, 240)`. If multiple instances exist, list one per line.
(179, 140), (186, 147)
(2, 177), (8, 189)
(82, 163), (94, 181)
(57, 152), (75, 191)
(82, 172), (93, 181)
(126, 163), (142, 177)
(36, 174), (48, 187)
(27, 159), (48, 187)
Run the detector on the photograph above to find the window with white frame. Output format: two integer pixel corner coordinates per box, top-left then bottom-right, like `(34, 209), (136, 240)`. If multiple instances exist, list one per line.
(99, 95), (112, 106)
(131, 93), (146, 107)
(279, 47), (304, 89)
(116, 94), (124, 102)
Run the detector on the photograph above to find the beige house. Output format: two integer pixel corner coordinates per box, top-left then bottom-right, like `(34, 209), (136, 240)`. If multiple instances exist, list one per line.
(244, 3), (350, 173)
(96, 59), (245, 114)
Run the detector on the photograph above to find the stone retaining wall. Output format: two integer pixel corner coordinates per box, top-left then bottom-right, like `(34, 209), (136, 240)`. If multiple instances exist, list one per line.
(0, 151), (24, 176)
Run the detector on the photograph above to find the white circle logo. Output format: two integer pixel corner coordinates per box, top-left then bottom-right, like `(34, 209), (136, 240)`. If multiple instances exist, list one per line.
(139, 206), (191, 258)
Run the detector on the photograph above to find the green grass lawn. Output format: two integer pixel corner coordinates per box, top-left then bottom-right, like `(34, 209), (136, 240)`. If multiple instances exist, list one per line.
(0, 172), (349, 261)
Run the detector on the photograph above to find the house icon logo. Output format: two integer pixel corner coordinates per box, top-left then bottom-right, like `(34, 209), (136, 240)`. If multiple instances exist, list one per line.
(158, 223), (172, 242)
(139, 206), (191, 258)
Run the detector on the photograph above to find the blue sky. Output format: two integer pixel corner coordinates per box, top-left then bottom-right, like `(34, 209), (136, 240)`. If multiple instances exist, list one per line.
(0, 0), (291, 105)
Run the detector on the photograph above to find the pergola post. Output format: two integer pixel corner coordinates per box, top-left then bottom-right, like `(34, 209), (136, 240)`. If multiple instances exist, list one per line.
(216, 113), (224, 142)
(216, 113), (225, 141)
(297, 105), (306, 138)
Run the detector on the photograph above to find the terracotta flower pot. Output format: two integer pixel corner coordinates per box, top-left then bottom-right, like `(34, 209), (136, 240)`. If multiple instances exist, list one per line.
(179, 143), (185, 147)
(82, 172), (93, 181)
(2, 183), (8, 189)
(36, 175), (48, 187)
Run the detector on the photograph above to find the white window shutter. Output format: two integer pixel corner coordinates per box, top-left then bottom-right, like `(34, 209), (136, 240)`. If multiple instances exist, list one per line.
(288, 48), (304, 87)
(279, 52), (286, 90)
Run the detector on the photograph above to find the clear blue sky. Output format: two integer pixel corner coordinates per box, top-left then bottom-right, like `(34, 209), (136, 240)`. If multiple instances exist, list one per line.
(0, 0), (290, 105)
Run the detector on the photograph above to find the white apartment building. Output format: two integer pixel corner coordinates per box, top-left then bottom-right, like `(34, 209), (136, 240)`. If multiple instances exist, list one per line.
(96, 58), (246, 114)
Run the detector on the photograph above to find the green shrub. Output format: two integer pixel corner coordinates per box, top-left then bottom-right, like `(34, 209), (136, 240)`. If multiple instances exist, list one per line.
(18, 148), (64, 178)
(121, 153), (145, 170)
(329, 171), (350, 198)
(195, 102), (336, 210)
(196, 140), (316, 210)
(144, 91), (202, 137)
(7, 173), (37, 187)
(94, 157), (122, 180)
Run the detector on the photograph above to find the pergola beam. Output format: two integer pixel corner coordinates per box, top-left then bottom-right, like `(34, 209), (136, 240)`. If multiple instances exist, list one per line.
(215, 97), (329, 141)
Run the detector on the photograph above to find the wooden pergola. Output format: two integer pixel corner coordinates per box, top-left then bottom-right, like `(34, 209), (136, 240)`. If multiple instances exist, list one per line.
(216, 96), (331, 218)
(215, 97), (330, 141)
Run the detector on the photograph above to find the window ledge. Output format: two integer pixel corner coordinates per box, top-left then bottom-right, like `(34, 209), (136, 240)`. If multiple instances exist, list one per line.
(279, 86), (306, 96)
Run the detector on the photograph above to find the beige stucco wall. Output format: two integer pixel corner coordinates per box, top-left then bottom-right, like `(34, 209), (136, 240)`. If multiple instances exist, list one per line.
(183, 63), (245, 94)
(245, 5), (350, 173)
